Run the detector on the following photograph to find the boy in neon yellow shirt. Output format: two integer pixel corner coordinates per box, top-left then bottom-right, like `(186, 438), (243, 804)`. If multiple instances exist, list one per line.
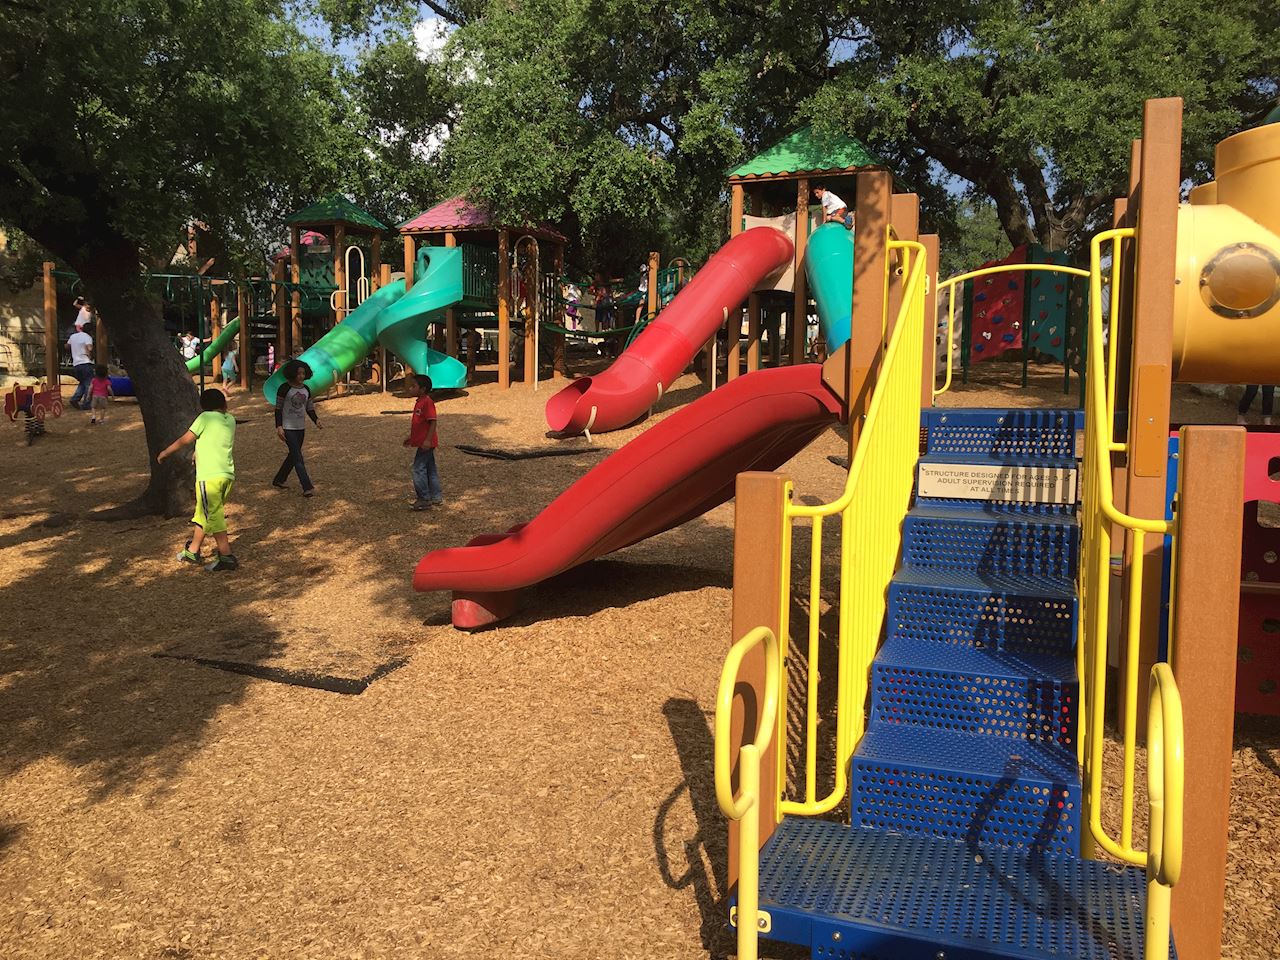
(158, 388), (239, 571)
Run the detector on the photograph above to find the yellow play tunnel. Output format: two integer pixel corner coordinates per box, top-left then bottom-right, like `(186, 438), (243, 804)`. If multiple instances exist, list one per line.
(1172, 121), (1280, 383)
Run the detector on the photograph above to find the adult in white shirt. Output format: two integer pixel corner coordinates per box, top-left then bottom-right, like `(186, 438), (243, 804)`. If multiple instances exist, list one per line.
(66, 325), (96, 410)
(181, 332), (199, 361)
(813, 183), (854, 229)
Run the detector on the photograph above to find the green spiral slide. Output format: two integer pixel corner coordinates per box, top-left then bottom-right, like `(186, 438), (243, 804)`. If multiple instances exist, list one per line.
(263, 246), (467, 403)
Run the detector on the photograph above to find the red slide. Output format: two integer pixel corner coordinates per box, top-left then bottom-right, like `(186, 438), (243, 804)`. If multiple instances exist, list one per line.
(544, 226), (794, 435)
(417, 364), (843, 629)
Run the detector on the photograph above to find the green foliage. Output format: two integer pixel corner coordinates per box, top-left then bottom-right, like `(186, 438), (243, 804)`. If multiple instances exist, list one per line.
(939, 199), (1012, 278)
(803, 0), (1279, 250)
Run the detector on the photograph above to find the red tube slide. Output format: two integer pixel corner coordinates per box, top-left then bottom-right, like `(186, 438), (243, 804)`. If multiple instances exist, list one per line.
(544, 226), (794, 435)
(416, 363), (843, 629)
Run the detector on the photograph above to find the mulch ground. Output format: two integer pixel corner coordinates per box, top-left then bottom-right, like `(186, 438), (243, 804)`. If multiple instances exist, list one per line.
(0, 357), (1274, 959)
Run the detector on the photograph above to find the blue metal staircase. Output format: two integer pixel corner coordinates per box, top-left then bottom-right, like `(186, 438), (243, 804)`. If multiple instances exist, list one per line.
(748, 408), (1172, 960)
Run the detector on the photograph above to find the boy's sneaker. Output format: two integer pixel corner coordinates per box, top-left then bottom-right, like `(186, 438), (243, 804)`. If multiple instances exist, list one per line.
(271, 481), (287, 490)
(430, 498), (444, 506)
(205, 553), (240, 572)
(410, 499), (433, 511)
(176, 549), (201, 565)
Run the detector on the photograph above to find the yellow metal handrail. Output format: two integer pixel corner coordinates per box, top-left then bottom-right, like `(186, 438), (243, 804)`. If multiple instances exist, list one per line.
(1078, 227), (1177, 868)
(714, 626), (780, 960)
(778, 239), (928, 816)
(933, 262), (1091, 397)
(1144, 663), (1184, 960)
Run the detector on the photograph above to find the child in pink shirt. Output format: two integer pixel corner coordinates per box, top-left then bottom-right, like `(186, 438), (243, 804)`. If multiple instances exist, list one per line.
(89, 364), (113, 424)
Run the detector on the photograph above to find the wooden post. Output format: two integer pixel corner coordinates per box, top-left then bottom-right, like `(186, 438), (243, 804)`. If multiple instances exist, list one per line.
(332, 223), (346, 328)
(444, 232), (459, 357)
(1120, 99), (1181, 730)
(725, 184), (746, 382)
(379, 263), (391, 392)
(94, 307), (109, 367)
(272, 258), (288, 360)
(747, 193), (763, 373)
(553, 243), (567, 378)
(371, 232), (382, 290)
(237, 286), (251, 390)
(920, 233), (940, 408)
(498, 229), (511, 389)
(403, 233), (416, 290)
(727, 471), (789, 885)
(521, 237), (538, 387)
(647, 250), (659, 319)
(792, 178), (810, 365)
(289, 225), (303, 355)
(42, 261), (57, 387)
(887, 193), (919, 339)
(1170, 426), (1245, 960)
(208, 295), (221, 380)
(841, 171), (893, 458)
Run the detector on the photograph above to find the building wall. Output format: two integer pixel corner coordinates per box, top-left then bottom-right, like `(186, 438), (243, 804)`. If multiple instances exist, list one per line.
(0, 231), (45, 378)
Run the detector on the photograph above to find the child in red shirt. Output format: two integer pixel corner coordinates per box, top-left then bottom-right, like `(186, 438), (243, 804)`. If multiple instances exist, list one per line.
(89, 364), (114, 424)
(404, 374), (442, 510)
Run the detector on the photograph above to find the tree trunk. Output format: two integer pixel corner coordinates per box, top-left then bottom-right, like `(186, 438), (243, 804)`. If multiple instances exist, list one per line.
(79, 266), (199, 518)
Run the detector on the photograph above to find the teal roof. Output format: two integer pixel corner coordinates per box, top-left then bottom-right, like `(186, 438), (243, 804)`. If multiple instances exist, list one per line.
(286, 194), (388, 231)
(728, 126), (883, 179)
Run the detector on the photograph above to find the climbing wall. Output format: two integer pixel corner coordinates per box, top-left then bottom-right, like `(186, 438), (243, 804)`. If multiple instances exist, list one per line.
(967, 245), (1027, 363)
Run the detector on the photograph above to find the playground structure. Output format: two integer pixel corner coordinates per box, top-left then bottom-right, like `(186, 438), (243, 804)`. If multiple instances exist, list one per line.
(399, 196), (568, 389)
(408, 97), (1278, 959)
(3, 378), (62, 443)
(936, 243), (1090, 403)
(715, 97), (1278, 960)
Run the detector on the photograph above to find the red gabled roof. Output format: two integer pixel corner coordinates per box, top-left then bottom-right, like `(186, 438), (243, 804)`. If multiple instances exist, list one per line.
(398, 195), (566, 242)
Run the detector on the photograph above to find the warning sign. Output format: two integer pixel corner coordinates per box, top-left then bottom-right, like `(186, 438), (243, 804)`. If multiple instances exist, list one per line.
(918, 462), (1078, 505)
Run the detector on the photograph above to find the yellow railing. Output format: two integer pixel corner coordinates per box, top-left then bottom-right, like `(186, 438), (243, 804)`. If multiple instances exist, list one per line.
(778, 239), (928, 817)
(1078, 227), (1178, 865)
(1144, 663), (1184, 960)
(933, 262), (1091, 397)
(714, 626), (780, 960)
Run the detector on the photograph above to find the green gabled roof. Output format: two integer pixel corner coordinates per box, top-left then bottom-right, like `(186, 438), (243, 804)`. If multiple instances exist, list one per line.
(286, 193), (388, 232)
(728, 126), (884, 180)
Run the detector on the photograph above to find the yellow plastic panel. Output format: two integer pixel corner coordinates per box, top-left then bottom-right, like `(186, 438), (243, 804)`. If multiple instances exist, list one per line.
(1172, 203), (1280, 383)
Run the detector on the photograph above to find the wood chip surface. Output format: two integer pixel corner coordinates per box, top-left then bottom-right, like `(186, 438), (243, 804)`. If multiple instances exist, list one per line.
(0, 359), (1273, 958)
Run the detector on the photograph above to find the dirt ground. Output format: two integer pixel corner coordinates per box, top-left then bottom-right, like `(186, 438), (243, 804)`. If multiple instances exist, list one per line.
(0, 357), (1275, 959)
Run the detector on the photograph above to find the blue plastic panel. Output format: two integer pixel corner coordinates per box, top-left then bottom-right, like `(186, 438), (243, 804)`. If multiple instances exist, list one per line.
(849, 724), (1080, 853)
(921, 408), (1082, 462)
(888, 569), (1076, 658)
(903, 505), (1079, 580)
(757, 818), (1171, 960)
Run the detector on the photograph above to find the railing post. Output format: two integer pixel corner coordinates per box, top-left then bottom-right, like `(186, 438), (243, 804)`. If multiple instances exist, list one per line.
(919, 234), (939, 409)
(1170, 425), (1244, 960)
(728, 472), (789, 886)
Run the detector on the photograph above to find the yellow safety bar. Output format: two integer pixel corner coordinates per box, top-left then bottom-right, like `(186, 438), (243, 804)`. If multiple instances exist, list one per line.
(714, 626), (780, 960)
(777, 238), (929, 816)
(1077, 227), (1178, 867)
(1144, 662), (1184, 960)
(933, 262), (1091, 398)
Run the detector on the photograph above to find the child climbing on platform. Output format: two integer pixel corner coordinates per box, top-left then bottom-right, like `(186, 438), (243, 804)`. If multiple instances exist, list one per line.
(272, 360), (321, 496)
(89, 364), (113, 424)
(813, 183), (854, 229)
(157, 388), (239, 572)
(405, 374), (442, 511)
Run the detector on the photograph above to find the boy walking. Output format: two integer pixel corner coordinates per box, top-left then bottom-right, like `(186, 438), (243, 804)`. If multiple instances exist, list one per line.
(405, 375), (442, 510)
(157, 388), (239, 571)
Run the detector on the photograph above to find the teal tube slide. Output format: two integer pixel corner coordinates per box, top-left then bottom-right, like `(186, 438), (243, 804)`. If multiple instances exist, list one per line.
(804, 223), (855, 351)
(185, 317), (241, 372)
(263, 245), (466, 403)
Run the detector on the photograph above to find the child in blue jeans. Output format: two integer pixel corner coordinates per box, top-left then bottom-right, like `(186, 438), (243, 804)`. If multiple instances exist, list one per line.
(405, 375), (442, 510)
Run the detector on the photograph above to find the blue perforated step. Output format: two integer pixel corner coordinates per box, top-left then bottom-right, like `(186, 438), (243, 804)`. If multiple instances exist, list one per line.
(870, 636), (1077, 748)
(848, 723), (1080, 854)
(903, 505), (1079, 580)
(921, 408), (1082, 462)
(754, 817), (1169, 960)
(888, 568), (1076, 658)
